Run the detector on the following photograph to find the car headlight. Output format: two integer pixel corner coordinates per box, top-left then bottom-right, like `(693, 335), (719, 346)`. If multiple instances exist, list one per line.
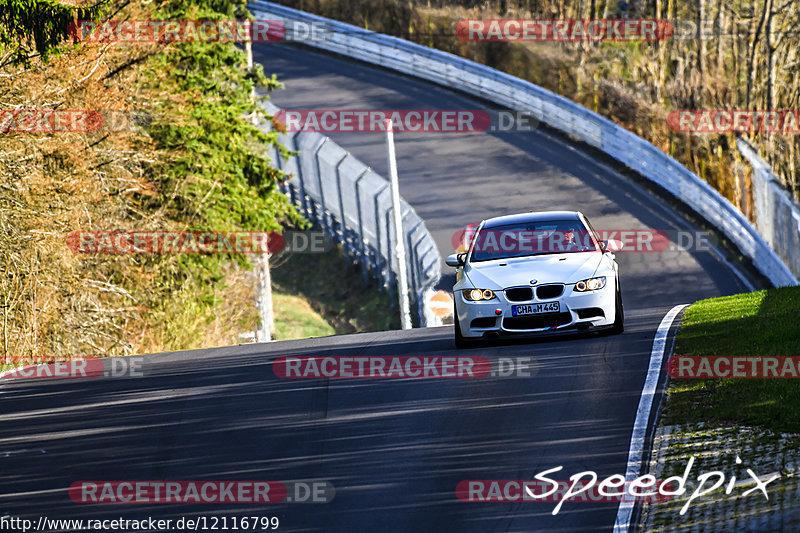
(574, 276), (606, 292)
(463, 288), (496, 301)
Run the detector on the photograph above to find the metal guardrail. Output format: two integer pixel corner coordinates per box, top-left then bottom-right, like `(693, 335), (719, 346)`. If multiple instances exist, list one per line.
(261, 101), (441, 326)
(249, 1), (798, 287)
(737, 138), (800, 282)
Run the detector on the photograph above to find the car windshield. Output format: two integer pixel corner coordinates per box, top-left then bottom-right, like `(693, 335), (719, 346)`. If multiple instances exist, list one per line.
(469, 219), (598, 262)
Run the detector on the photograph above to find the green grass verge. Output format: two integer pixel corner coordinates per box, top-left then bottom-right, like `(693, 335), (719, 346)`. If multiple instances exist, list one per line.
(663, 285), (800, 432)
(273, 293), (336, 340)
(271, 245), (400, 339)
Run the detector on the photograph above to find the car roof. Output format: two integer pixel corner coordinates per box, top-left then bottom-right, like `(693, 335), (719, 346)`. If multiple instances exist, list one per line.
(481, 211), (583, 228)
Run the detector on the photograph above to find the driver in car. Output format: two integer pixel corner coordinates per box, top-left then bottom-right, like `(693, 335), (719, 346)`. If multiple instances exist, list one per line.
(555, 226), (583, 251)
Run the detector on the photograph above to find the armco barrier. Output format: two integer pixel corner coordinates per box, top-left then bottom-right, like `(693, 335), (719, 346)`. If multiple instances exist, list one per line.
(249, 1), (798, 287)
(737, 138), (800, 281)
(261, 101), (441, 326)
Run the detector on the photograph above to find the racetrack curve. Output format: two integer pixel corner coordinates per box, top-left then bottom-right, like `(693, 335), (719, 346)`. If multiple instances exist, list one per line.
(0, 42), (757, 532)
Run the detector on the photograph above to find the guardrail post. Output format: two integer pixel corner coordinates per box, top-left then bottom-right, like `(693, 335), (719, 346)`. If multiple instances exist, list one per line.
(333, 154), (348, 248)
(353, 169), (370, 284)
(314, 138), (329, 234)
(373, 184), (390, 293)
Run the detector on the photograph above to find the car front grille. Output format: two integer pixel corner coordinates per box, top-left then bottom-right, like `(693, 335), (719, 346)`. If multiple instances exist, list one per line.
(503, 312), (572, 330)
(504, 287), (533, 301)
(536, 284), (564, 299)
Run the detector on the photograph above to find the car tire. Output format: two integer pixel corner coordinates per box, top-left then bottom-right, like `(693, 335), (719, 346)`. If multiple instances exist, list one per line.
(610, 284), (624, 334)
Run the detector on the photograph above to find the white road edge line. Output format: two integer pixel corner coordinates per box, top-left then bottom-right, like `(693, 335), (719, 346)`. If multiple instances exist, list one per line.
(613, 303), (688, 533)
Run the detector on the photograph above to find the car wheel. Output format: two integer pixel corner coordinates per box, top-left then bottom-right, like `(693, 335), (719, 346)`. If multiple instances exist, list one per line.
(610, 284), (624, 334)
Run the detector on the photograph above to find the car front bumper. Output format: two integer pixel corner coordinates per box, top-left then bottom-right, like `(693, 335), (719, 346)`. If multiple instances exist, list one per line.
(454, 281), (617, 339)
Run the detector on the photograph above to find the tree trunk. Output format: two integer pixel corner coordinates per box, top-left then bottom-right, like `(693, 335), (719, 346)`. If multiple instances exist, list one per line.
(697, 0), (707, 82)
(602, 0), (612, 19)
(658, 0), (673, 98)
(745, 0), (768, 109)
(715, 1), (725, 92)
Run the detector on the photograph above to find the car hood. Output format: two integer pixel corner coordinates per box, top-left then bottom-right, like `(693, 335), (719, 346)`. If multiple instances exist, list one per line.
(464, 252), (603, 289)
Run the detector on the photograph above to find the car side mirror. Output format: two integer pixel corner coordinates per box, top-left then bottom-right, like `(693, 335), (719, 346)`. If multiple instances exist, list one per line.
(446, 252), (466, 267)
(601, 239), (623, 252)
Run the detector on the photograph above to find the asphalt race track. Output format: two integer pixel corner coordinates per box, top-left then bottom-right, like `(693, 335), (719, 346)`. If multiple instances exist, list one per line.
(0, 43), (758, 532)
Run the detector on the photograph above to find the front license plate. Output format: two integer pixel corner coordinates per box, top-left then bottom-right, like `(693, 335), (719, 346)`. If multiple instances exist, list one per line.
(512, 302), (561, 316)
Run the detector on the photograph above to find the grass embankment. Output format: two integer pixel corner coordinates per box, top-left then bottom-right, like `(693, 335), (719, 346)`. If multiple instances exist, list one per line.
(663, 285), (800, 433)
(272, 245), (399, 340)
(0, 242), (397, 371)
